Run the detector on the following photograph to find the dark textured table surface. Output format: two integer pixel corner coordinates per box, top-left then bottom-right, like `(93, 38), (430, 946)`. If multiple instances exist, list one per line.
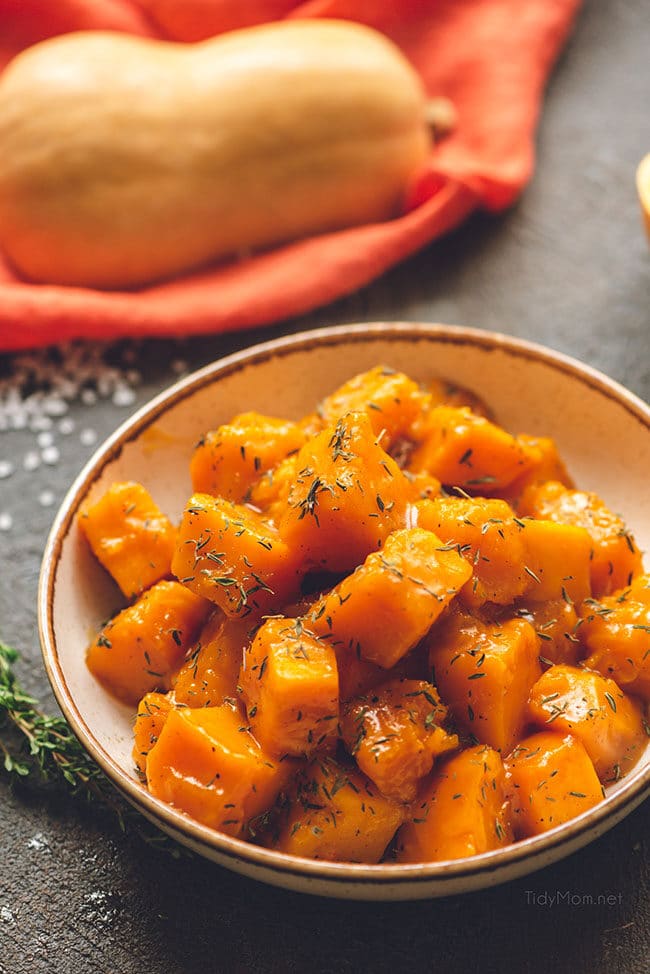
(1, 1), (649, 971)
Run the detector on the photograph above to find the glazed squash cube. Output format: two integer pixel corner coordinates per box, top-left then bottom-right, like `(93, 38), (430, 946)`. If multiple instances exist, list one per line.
(496, 435), (573, 506)
(317, 365), (427, 448)
(172, 493), (301, 617)
(340, 679), (458, 803)
(519, 481), (643, 597)
(334, 647), (386, 703)
(395, 745), (513, 862)
(580, 576), (650, 701)
(309, 527), (472, 669)
(274, 756), (403, 863)
(416, 496), (528, 607)
(247, 453), (299, 525)
(402, 469), (441, 503)
(408, 406), (535, 490)
(172, 612), (252, 707)
(78, 481), (176, 598)
(515, 599), (582, 666)
(527, 664), (647, 782)
(132, 691), (172, 775)
(146, 704), (291, 837)
(429, 610), (542, 753)
(279, 412), (408, 573)
(87, 580), (211, 705)
(626, 574), (650, 604)
(520, 517), (592, 604)
(504, 732), (602, 838)
(190, 411), (305, 503)
(240, 617), (339, 758)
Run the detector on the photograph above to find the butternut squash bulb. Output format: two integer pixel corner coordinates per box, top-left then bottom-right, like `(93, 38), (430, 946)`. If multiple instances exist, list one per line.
(0, 21), (432, 289)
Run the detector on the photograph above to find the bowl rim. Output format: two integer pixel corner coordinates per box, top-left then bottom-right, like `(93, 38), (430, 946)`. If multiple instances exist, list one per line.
(38, 321), (650, 888)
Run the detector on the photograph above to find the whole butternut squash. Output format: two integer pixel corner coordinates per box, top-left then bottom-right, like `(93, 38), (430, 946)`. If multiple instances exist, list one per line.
(0, 21), (431, 288)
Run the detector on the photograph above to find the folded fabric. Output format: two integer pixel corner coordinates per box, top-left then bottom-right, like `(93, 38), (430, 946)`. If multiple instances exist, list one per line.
(0, 0), (581, 351)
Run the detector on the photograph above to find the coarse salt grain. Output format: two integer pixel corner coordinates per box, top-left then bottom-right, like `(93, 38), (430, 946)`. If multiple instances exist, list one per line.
(0, 342), (180, 533)
(26, 833), (50, 852)
(41, 445), (60, 465)
(80, 388), (97, 406)
(29, 415), (53, 432)
(42, 396), (68, 417)
(0, 342), (144, 433)
(97, 373), (116, 398)
(112, 385), (136, 408)
(53, 379), (78, 399)
(37, 431), (54, 449)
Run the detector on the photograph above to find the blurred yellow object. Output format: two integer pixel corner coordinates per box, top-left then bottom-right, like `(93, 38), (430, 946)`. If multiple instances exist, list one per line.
(636, 153), (650, 241)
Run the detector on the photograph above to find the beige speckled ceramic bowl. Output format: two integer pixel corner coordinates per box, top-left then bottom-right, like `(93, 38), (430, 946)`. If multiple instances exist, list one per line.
(39, 323), (650, 900)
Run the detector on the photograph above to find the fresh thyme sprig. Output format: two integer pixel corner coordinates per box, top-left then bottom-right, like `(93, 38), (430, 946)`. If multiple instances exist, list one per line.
(0, 638), (187, 858)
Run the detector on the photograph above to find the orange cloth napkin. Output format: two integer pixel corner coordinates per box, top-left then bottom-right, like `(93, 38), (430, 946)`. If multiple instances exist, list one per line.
(0, 0), (581, 350)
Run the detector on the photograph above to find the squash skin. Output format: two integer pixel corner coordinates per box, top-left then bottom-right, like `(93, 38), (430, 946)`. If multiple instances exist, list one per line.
(0, 21), (431, 288)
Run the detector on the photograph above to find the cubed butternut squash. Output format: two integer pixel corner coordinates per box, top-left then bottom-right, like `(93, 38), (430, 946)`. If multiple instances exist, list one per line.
(247, 453), (299, 525)
(86, 579), (211, 705)
(340, 679), (458, 802)
(81, 364), (647, 865)
(408, 406), (535, 490)
(78, 481), (176, 598)
(429, 610), (542, 753)
(172, 492), (302, 617)
(519, 481), (643, 597)
(515, 599), (582, 666)
(527, 664), (647, 782)
(416, 496), (528, 607)
(334, 647), (386, 703)
(273, 756), (403, 863)
(308, 527), (472, 669)
(146, 703), (291, 837)
(132, 691), (173, 775)
(278, 412), (408, 573)
(171, 612), (251, 707)
(395, 745), (513, 862)
(520, 517), (592, 603)
(495, 435), (573, 506)
(240, 617), (339, 758)
(190, 411), (305, 503)
(504, 732), (602, 837)
(580, 576), (650, 701)
(317, 366), (427, 449)
(402, 470), (441, 503)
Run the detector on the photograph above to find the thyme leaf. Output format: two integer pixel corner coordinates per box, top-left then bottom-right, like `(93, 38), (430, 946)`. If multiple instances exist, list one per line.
(0, 639), (188, 859)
